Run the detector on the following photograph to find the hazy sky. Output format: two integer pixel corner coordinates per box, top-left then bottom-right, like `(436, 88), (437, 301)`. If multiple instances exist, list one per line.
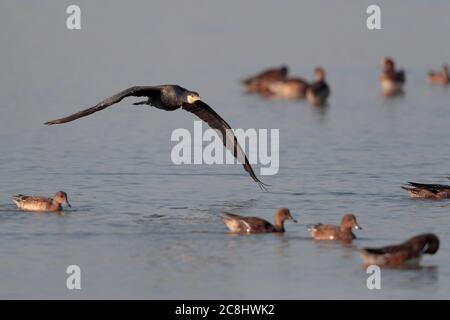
(1, 1), (450, 87)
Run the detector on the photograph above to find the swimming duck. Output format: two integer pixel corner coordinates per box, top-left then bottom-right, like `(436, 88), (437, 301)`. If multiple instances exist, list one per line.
(380, 57), (405, 97)
(359, 233), (439, 267)
(242, 65), (289, 94)
(427, 64), (449, 85)
(402, 181), (450, 200)
(307, 214), (361, 241)
(222, 208), (297, 233)
(265, 77), (309, 99)
(45, 85), (268, 190)
(12, 191), (71, 212)
(306, 67), (330, 106)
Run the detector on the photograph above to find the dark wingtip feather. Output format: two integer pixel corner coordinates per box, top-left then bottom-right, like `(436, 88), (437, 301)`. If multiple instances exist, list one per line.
(44, 118), (64, 125)
(257, 181), (270, 192)
(253, 177), (271, 192)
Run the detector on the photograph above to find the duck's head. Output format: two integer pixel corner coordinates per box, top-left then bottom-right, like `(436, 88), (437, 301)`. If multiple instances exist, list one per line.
(183, 91), (201, 104)
(341, 213), (361, 230)
(314, 67), (326, 81)
(382, 57), (395, 70)
(54, 191), (71, 207)
(408, 233), (440, 255)
(275, 207), (298, 223)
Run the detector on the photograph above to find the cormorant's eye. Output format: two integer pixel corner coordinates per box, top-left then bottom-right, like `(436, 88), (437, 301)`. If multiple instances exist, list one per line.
(187, 94), (200, 103)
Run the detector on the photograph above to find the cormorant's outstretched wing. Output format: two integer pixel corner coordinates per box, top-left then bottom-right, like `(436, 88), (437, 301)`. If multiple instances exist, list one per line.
(45, 86), (161, 125)
(182, 100), (269, 190)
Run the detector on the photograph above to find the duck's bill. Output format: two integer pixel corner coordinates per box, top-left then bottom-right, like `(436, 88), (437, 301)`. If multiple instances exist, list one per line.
(291, 218), (298, 223)
(355, 225), (362, 230)
(66, 202), (72, 208)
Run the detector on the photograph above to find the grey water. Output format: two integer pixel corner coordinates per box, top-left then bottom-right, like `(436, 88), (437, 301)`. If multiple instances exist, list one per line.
(0, 1), (450, 299)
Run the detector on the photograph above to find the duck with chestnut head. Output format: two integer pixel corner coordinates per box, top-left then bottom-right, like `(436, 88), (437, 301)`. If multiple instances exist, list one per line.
(359, 233), (439, 267)
(307, 214), (362, 241)
(306, 67), (330, 106)
(12, 191), (71, 212)
(380, 57), (405, 97)
(223, 208), (297, 233)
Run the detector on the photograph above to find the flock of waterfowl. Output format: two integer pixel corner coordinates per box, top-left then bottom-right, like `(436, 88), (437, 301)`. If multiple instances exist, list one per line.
(222, 209), (439, 267)
(11, 56), (449, 270)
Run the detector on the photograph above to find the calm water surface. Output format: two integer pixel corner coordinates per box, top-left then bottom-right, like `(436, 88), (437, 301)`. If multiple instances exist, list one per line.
(0, 1), (449, 299)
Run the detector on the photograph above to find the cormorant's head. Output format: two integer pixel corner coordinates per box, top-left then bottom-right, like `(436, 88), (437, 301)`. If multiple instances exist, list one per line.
(184, 91), (201, 104)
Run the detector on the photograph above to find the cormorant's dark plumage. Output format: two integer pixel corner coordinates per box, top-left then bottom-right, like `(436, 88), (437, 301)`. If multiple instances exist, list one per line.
(45, 85), (268, 189)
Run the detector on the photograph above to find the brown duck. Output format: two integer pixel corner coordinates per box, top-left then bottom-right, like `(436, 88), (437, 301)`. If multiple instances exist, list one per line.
(359, 233), (439, 267)
(427, 64), (449, 85)
(12, 191), (71, 212)
(402, 181), (450, 200)
(306, 67), (330, 106)
(266, 77), (309, 99)
(307, 214), (362, 241)
(222, 208), (297, 233)
(242, 65), (289, 94)
(380, 57), (405, 97)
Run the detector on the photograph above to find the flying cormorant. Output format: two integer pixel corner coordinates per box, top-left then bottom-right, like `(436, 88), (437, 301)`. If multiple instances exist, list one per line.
(45, 85), (269, 190)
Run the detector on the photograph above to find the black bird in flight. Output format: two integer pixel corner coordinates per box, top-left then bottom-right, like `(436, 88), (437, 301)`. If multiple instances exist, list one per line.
(45, 85), (269, 190)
